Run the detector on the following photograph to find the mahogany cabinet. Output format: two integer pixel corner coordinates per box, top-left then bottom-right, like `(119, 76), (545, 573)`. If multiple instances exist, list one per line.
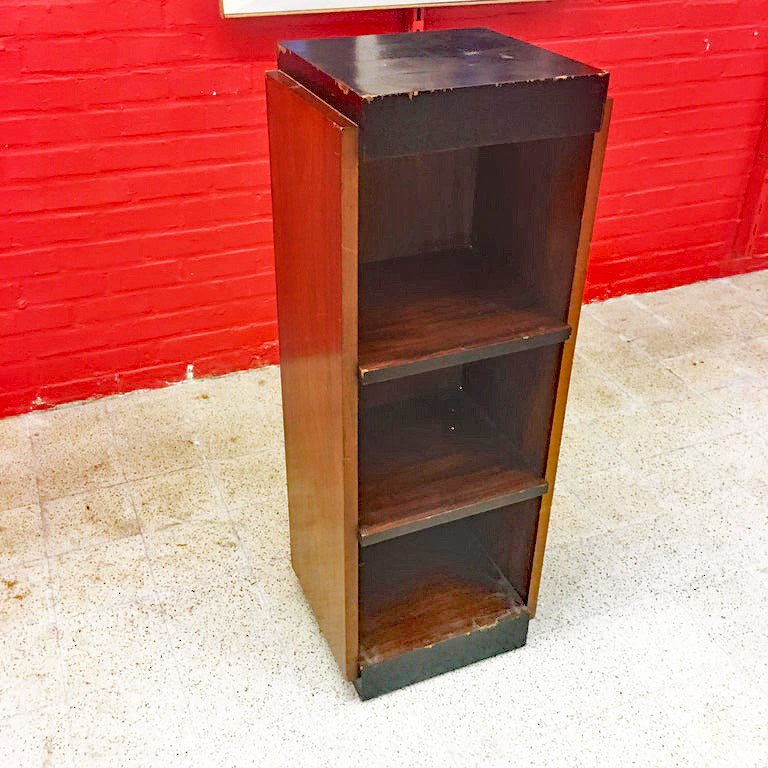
(266, 28), (610, 699)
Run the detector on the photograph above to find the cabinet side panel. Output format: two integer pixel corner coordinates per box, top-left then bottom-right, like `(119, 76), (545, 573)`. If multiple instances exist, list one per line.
(528, 100), (613, 616)
(266, 71), (359, 679)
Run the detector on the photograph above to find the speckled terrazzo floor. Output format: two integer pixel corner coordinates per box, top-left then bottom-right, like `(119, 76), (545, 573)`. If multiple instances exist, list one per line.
(1, 269), (767, 768)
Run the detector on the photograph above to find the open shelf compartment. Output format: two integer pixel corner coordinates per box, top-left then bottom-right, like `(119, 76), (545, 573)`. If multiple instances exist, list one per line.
(358, 137), (593, 385)
(356, 502), (539, 698)
(359, 248), (570, 384)
(359, 522), (526, 667)
(359, 390), (546, 546)
(359, 344), (561, 546)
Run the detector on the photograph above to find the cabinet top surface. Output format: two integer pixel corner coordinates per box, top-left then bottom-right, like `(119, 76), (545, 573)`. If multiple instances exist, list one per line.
(278, 28), (606, 101)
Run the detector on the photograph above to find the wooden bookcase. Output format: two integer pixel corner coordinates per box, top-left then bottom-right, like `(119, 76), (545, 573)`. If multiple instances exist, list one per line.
(266, 28), (610, 699)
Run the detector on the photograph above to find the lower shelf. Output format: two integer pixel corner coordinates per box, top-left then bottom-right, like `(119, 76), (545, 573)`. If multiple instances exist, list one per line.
(358, 523), (528, 672)
(355, 609), (529, 700)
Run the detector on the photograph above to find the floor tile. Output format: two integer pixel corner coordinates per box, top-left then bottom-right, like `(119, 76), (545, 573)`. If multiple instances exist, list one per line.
(59, 600), (178, 693)
(541, 483), (588, 550)
(692, 430), (768, 492)
(65, 682), (191, 768)
(536, 690), (708, 767)
(553, 463), (672, 544)
(0, 559), (54, 632)
(146, 519), (251, 600)
(29, 403), (124, 501)
(675, 568), (768, 691)
(603, 359), (692, 404)
(631, 281), (766, 359)
(0, 453), (38, 513)
(586, 293), (671, 341)
(190, 366), (282, 409)
(663, 336), (768, 391)
(108, 391), (203, 481)
(0, 705), (71, 768)
(730, 267), (768, 311)
(211, 448), (287, 511)
(704, 379), (768, 431)
(556, 414), (627, 477)
(130, 466), (224, 533)
(0, 414), (29, 453)
(0, 503), (45, 567)
(194, 398), (283, 461)
(0, 622), (63, 719)
(51, 536), (156, 617)
(616, 397), (742, 464)
(665, 663), (768, 768)
(42, 485), (140, 556)
(564, 357), (641, 422)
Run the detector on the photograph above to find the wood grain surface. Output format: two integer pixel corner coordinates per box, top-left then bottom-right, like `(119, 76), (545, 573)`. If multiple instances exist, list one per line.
(359, 522), (526, 667)
(359, 248), (571, 384)
(359, 392), (547, 545)
(266, 70), (359, 679)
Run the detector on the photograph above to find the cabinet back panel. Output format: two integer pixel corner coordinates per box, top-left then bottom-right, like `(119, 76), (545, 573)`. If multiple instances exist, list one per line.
(359, 367), (462, 410)
(464, 344), (563, 479)
(473, 134), (594, 321)
(359, 148), (478, 263)
(467, 499), (540, 604)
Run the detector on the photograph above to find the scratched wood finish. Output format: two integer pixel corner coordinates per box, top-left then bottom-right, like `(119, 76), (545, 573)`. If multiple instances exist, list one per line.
(359, 248), (571, 384)
(359, 392), (547, 546)
(359, 521), (527, 667)
(278, 29), (608, 158)
(266, 70), (359, 679)
(270, 30), (610, 697)
(528, 100), (614, 616)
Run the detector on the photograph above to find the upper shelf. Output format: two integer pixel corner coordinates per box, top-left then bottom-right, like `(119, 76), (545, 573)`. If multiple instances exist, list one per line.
(358, 248), (571, 385)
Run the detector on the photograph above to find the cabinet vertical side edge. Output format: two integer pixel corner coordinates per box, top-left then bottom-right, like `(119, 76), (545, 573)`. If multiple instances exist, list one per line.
(340, 119), (360, 682)
(528, 99), (613, 616)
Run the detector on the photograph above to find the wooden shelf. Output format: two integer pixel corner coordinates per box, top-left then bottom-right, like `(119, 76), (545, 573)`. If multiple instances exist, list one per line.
(269, 30), (611, 696)
(359, 393), (547, 546)
(359, 523), (527, 668)
(358, 248), (571, 385)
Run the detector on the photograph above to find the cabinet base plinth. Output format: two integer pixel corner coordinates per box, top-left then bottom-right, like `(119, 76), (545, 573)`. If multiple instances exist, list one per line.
(354, 611), (529, 700)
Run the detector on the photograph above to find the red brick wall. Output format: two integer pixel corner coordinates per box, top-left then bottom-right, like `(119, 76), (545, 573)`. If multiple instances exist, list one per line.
(1, 0), (767, 417)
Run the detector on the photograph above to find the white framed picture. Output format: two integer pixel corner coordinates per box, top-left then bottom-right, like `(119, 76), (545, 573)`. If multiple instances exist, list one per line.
(221, 0), (541, 18)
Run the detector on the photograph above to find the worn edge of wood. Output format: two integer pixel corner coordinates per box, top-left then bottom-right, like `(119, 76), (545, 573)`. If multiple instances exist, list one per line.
(359, 323), (571, 385)
(339, 93), (360, 681)
(266, 70), (360, 680)
(527, 98), (613, 617)
(359, 480), (548, 547)
(354, 610), (529, 700)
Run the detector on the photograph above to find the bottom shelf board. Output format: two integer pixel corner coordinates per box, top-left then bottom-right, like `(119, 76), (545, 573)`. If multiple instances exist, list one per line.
(359, 523), (527, 669)
(359, 394), (547, 545)
(355, 607), (529, 700)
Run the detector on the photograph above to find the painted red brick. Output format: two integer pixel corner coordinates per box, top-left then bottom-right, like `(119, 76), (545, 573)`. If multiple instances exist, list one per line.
(1, 0), (767, 417)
